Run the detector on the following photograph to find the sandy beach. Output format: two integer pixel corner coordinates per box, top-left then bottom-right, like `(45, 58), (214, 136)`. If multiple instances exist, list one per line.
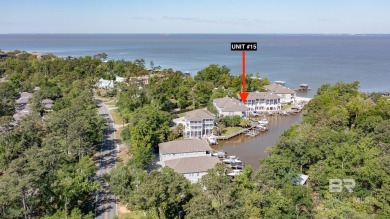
(296, 96), (313, 102)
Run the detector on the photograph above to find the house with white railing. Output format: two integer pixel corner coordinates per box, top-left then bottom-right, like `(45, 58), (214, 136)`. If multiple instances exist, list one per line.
(184, 109), (215, 138)
(264, 83), (296, 104)
(238, 91), (281, 113)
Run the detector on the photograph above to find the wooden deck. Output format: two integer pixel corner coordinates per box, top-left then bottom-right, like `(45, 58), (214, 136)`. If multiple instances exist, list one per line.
(216, 122), (259, 140)
(216, 128), (249, 140)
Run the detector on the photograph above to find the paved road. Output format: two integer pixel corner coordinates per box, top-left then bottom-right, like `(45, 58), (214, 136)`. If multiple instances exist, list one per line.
(95, 100), (118, 219)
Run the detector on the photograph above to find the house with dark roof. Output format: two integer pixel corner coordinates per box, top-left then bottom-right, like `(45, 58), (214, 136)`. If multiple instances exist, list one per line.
(213, 96), (248, 118)
(237, 91), (281, 113)
(159, 139), (220, 183)
(264, 83), (296, 103)
(184, 109), (215, 138)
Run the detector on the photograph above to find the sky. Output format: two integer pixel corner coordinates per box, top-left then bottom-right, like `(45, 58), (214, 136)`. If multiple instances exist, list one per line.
(1, 0), (389, 34)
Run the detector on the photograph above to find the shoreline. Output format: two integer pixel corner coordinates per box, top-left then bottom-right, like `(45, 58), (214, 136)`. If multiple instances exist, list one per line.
(296, 96), (313, 102)
(1, 49), (46, 57)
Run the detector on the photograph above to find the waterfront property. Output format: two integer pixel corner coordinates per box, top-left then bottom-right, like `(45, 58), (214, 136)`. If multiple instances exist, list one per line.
(184, 109), (215, 138)
(238, 91), (281, 113)
(264, 83), (296, 104)
(159, 139), (219, 183)
(159, 139), (213, 163)
(213, 97), (248, 118)
(164, 156), (220, 183)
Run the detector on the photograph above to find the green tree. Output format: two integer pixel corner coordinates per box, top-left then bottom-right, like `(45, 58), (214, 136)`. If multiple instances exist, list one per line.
(0, 82), (17, 118)
(134, 167), (191, 219)
(51, 157), (99, 212)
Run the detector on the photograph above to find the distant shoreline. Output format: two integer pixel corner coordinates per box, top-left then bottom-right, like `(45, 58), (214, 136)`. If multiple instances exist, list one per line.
(1, 33), (390, 36)
(1, 49), (46, 57)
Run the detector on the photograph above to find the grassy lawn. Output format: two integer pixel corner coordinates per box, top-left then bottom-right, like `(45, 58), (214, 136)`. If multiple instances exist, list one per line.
(94, 94), (112, 102)
(282, 104), (292, 111)
(115, 126), (125, 141)
(110, 109), (124, 125)
(222, 127), (244, 136)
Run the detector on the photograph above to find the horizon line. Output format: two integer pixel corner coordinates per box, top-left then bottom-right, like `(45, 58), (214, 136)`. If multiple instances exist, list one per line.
(1, 32), (390, 35)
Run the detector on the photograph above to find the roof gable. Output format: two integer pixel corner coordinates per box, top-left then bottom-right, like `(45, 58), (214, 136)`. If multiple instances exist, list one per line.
(159, 139), (212, 154)
(185, 109), (215, 121)
(165, 156), (220, 173)
(264, 84), (296, 94)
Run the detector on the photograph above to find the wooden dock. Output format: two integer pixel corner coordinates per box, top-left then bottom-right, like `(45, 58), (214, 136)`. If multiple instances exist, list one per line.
(216, 128), (249, 140)
(216, 122), (260, 140)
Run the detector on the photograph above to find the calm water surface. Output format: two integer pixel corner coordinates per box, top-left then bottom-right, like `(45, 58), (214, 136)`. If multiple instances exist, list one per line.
(212, 113), (303, 171)
(1, 34), (390, 96)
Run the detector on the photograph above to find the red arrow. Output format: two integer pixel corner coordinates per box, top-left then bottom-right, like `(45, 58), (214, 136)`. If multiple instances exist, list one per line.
(239, 51), (249, 102)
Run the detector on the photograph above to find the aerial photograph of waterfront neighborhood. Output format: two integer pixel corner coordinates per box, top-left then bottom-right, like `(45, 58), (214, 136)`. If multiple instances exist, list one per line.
(1, 1), (390, 219)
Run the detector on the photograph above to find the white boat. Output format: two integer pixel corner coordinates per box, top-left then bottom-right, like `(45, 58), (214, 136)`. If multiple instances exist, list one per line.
(274, 80), (286, 85)
(245, 130), (259, 137)
(258, 118), (269, 125)
(257, 125), (269, 131)
(222, 157), (242, 164)
(207, 134), (218, 145)
(212, 150), (226, 158)
(227, 169), (242, 176)
(231, 163), (245, 169)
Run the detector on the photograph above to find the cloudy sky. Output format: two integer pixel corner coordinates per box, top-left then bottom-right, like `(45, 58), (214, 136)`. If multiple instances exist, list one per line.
(1, 0), (389, 33)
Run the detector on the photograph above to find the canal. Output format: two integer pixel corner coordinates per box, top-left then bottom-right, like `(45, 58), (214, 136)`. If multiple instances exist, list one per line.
(211, 113), (303, 171)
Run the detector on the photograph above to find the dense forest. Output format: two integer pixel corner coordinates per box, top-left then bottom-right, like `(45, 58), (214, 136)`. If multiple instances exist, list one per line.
(1, 50), (389, 218)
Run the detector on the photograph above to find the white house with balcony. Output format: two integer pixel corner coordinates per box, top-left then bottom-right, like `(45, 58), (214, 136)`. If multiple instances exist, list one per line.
(213, 97), (248, 118)
(159, 139), (220, 183)
(238, 91), (281, 113)
(184, 109), (215, 139)
(264, 83), (296, 104)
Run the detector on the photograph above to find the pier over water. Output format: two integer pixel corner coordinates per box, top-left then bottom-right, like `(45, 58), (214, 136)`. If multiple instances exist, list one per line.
(211, 113), (303, 170)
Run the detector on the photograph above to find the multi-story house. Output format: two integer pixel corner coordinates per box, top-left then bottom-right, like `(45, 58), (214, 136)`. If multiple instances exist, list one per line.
(213, 97), (248, 118)
(264, 83), (296, 104)
(184, 109), (215, 138)
(159, 139), (220, 183)
(159, 139), (212, 162)
(238, 91), (281, 113)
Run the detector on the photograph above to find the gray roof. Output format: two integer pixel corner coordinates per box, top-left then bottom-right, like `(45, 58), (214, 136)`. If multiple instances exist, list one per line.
(42, 99), (54, 104)
(44, 103), (53, 109)
(13, 110), (30, 121)
(213, 97), (248, 112)
(185, 109), (215, 121)
(159, 139), (212, 155)
(264, 84), (296, 94)
(165, 156), (220, 174)
(16, 92), (33, 104)
(237, 91), (280, 101)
